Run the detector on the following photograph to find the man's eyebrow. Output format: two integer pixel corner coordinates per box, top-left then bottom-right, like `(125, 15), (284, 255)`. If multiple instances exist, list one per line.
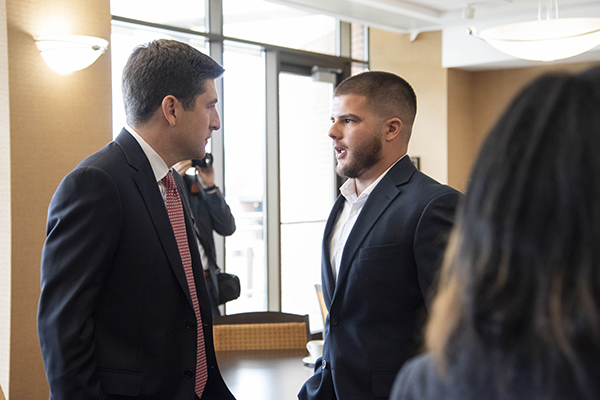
(333, 113), (361, 120)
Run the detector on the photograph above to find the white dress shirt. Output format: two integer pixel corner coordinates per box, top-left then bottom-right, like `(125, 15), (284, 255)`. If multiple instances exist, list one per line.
(125, 125), (210, 271)
(329, 155), (406, 281)
(125, 125), (169, 191)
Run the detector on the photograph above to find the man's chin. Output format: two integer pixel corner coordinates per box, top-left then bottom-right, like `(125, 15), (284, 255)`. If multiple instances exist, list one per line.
(336, 164), (355, 180)
(192, 150), (206, 160)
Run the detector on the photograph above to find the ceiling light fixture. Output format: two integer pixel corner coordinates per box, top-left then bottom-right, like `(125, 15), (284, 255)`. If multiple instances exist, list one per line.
(469, 0), (600, 62)
(35, 35), (109, 74)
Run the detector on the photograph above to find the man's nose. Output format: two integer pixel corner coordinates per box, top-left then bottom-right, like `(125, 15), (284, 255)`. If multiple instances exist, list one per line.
(211, 109), (221, 132)
(328, 121), (339, 139)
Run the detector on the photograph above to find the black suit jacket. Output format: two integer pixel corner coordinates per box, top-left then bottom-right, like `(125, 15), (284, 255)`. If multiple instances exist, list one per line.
(38, 129), (235, 400)
(182, 174), (236, 311)
(299, 157), (461, 400)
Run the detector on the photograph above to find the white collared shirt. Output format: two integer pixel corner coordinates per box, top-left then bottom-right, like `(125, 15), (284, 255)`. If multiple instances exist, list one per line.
(124, 124), (170, 202)
(329, 155), (406, 281)
(124, 125), (210, 271)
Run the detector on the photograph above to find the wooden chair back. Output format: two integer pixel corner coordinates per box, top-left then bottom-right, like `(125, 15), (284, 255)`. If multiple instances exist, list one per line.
(213, 311), (310, 351)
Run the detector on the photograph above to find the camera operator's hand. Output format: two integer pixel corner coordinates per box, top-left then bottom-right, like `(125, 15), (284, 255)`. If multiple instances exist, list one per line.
(196, 165), (215, 189)
(173, 159), (193, 176)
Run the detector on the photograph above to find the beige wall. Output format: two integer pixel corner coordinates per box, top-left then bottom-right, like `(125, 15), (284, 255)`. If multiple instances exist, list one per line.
(452, 61), (600, 192)
(4, 0), (112, 398)
(447, 69), (476, 192)
(470, 62), (600, 144)
(370, 29), (449, 184)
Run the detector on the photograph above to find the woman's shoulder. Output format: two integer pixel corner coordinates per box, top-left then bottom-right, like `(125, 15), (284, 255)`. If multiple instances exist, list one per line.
(390, 353), (455, 400)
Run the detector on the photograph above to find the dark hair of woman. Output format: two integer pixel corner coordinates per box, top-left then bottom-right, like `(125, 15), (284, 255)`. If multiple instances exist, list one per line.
(426, 66), (600, 400)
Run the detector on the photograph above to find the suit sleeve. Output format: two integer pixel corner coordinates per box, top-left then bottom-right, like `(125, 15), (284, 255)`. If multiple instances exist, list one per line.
(200, 186), (236, 237)
(413, 191), (461, 308)
(38, 166), (122, 400)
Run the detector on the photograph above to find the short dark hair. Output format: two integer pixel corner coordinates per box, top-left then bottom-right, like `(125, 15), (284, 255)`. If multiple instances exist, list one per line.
(427, 66), (600, 399)
(122, 39), (224, 126)
(334, 71), (417, 136)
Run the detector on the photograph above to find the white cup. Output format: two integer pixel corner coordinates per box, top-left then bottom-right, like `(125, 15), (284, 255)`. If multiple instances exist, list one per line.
(306, 339), (324, 361)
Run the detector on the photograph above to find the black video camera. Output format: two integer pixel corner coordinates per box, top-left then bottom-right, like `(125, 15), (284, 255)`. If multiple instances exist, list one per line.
(192, 153), (213, 169)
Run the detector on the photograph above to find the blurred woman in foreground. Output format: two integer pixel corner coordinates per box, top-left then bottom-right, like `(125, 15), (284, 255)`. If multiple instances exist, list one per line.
(391, 66), (600, 400)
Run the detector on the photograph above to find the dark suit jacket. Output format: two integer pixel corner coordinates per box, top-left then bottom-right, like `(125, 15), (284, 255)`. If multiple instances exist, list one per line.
(38, 129), (235, 400)
(182, 174), (236, 312)
(390, 352), (587, 400)
(390, 353), (455, 400)
(299, 157), (461, 400)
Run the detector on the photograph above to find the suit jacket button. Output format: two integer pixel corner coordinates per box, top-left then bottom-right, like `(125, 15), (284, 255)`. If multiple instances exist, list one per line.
(184, 369), (194, 378)
(322, 360), (327, 369)
(330, 317), (338, 326)
(186, 321), (195, 330)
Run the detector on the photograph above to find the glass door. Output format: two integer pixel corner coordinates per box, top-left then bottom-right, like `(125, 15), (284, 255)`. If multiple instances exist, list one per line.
(279, 71), (336, 332)
(222, 42), (268, 314)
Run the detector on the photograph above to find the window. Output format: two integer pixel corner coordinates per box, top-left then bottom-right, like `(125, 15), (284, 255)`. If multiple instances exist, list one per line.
(279, 72), (336, 332)
(222, 42), (267, 313)
(111, 0), (207, 32)
(223, 0), (336, 55)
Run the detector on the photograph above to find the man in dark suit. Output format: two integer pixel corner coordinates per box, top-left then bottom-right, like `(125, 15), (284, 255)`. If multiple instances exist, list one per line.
(299, 71), (461, 400)
(174, 159), (236, 316)
(37, 39), (236, 400)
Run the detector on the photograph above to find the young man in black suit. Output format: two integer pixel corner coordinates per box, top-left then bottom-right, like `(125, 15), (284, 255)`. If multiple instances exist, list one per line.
(299, 71), (462, 400)
(38, 39), (235, 400)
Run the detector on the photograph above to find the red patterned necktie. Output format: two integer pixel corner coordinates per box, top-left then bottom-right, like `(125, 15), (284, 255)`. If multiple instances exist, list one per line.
(162, 170), (208, 398)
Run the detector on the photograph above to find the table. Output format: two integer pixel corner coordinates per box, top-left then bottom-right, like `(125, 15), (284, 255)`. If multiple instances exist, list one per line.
(216, 349), (315, 400)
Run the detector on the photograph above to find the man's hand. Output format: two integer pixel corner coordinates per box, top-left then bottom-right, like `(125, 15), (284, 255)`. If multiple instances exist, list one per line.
(196, 165), (215, 188)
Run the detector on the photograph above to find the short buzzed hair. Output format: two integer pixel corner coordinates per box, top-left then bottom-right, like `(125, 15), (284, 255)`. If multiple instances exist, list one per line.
(335, 71), (417, 137)
(122, 39), (224, 126)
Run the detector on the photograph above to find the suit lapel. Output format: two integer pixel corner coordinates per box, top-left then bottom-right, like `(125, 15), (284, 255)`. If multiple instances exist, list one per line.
(333, 157), (416, 294)
(115, 130), (194, 306)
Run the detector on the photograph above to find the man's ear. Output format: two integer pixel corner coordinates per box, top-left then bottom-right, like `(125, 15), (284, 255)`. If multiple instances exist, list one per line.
(162, 95), (178, 126)
(384, 118), (402, 142)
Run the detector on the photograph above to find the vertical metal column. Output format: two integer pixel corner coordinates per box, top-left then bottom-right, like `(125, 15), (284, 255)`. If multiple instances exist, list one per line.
(265, 49), (281, 311)
(207, 0), (226, 269)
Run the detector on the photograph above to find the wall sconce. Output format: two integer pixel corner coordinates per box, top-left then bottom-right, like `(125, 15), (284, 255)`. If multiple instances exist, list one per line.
(469, 1), (600, 62)
(35, 35), (109, 74)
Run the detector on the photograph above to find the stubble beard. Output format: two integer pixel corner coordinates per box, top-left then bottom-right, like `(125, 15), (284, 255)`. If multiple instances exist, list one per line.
(336, 133), (383, 180)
